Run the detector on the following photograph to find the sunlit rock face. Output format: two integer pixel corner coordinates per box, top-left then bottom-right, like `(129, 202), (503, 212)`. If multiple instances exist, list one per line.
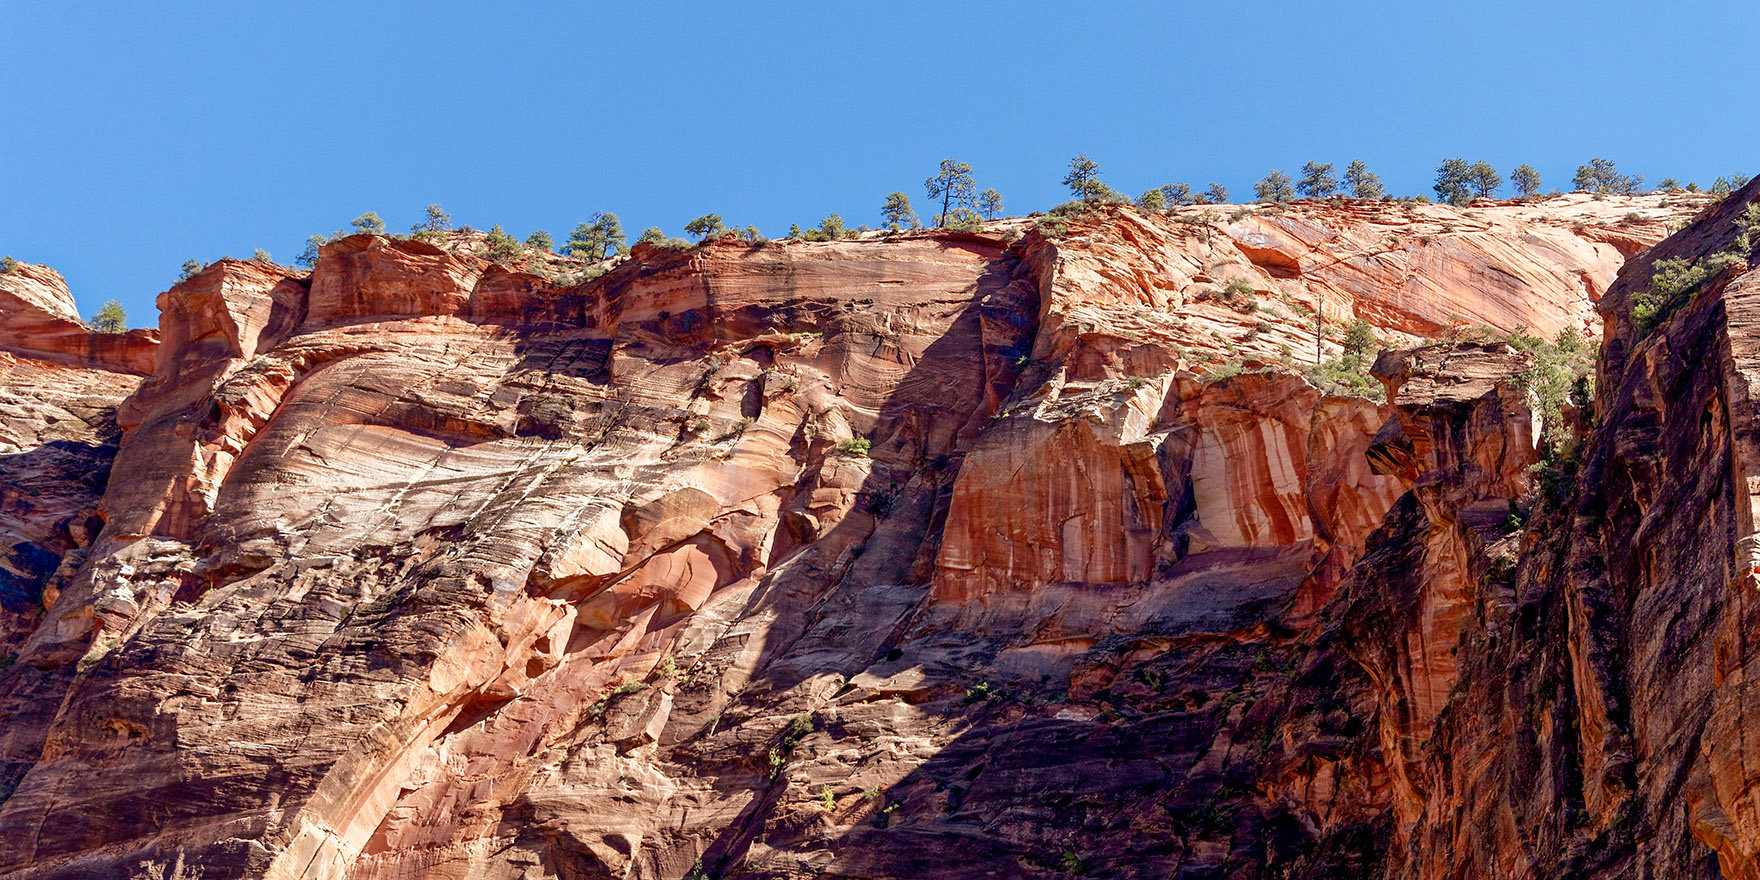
(2, 189), (1752, 880)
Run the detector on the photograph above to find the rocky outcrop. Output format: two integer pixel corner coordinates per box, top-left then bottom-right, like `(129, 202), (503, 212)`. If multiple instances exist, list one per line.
(0, 190), (1747, 880)
(0, 263), (156, 374)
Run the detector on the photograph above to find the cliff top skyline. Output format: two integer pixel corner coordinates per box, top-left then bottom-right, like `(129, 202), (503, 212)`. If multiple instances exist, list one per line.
(6, 0), (1757, 321)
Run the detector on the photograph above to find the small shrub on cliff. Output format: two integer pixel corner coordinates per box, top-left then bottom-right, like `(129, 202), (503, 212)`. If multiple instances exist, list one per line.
(91, 300), (127, 333)
(179, 259), (203, 280)
(1508, 326), (1598, 450)
(485, 225), (523, 264)
(0, 256), (16, 274)
(1632, 253), (1744, 334)
(834, 436), (871, 457)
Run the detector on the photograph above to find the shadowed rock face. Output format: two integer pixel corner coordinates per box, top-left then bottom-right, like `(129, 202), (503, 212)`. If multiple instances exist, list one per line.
(0, 189), (1750, 880)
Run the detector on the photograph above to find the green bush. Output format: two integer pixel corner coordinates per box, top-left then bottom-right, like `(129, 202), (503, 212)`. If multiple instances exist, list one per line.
(684, 213), (726, 241)
(834, 436), (871, 457)
(1511, 164), (1542, 197)
(1574, 159), (1643, 195)
(801, 214), (848, 241)
(1343, 161), (1385, 199)
(485, 224), (523, 264)
(1254, 170), (1294, 202)
(91, 300), (127, 333)
(351, 211), (386, 235)
(1296, 161), (1336, 198)
(526, 230), (554, 251)
(0, 256), (16, 274)
(881, 192), (918, 230)
(1506, 326), (1597, 450)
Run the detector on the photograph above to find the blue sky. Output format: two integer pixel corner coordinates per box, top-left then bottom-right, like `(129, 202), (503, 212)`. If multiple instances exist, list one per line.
(5, 0), (1756, 325)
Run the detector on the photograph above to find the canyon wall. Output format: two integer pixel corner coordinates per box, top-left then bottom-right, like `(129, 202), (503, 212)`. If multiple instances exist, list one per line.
(0, 189), (1746, 879)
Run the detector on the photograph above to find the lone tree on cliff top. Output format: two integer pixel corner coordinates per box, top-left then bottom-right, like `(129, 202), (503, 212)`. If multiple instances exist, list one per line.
(351, 212), (386, 235)
(881, 192), (918, 230)
(1511, 164), (1542, 198)
(91, 300), (127, 333)
(977, 188), (1005, 220)
(684, 214), (727, 241)
(925, 159), (976, 227)
(1062, 154), (1106, 201)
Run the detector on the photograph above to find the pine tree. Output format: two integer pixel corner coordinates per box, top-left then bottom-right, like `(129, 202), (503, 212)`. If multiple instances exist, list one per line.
(881, 192), (918, 230)
(1255, 170), (1294, 203)
(924, 159), (976, 227)
(91, 300), (127, 333)
(1204, 182), (1230, 204)
(351, 211), (386, 235)
(977, 188), (1004, 220)
(526, 230), (554, 251)
(1343, 161), (1385, 199)
(1433, 158), (1474, 206)
(1574, 159), (1643, 195)
(1511, 165), (1542, 198)
(486, 225), (523, 263)
(566, 212), (627, 259)
(1296, 162), (1337, 198)
(413, 204), (450, 233)
(1467, 161), (1502, 198)
(1159, 183), (1195, 206)
(1062, 155), (1105, 200)
(179, 259), (203, 280)
(684, 214), (726, 241)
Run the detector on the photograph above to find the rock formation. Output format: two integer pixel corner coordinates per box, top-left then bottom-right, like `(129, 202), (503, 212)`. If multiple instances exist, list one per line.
(0, 187), (1753, 879)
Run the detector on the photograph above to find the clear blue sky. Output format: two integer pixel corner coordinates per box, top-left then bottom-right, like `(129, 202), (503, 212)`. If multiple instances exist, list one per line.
(5, 0), (1756, 326)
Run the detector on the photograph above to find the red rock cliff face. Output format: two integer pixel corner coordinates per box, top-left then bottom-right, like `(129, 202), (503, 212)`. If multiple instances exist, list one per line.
(0, 192), (1740, 880)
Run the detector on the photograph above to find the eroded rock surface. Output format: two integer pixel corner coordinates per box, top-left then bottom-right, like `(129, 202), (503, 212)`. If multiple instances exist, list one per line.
(0, 190), (1750, 880)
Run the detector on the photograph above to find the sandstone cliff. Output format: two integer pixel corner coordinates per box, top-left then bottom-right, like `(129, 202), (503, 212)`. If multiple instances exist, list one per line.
(0, 190), (1741, 880)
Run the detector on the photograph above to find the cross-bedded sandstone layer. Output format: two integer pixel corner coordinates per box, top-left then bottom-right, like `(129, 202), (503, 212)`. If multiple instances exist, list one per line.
(0, 190), (1740, 880)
